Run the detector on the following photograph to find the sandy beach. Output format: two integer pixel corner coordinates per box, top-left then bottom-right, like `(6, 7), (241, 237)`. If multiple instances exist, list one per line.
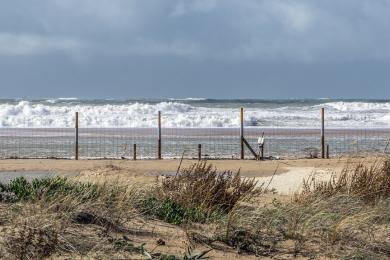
(0, 157), (372, 194)
(2, 1), (390, 257)
(0, 158), (354, 175)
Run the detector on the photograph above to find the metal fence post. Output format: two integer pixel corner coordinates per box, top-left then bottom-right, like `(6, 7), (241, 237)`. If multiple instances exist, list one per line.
(158, 111), (162, 159)
(321, 108), (325, 159)
(240, 107), (244, 160)
(75, 112), (79, 160)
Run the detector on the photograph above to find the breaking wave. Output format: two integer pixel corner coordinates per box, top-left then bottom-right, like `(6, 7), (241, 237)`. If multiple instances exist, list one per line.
(0, 100), (390, 128)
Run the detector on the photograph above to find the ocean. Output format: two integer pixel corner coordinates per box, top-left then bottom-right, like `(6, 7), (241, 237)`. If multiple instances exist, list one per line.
(0, 98), (389, 159)
(1, 98), (390, 128)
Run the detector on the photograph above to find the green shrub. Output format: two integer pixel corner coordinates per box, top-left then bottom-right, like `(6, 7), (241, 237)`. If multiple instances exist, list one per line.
(8, 177), (32, 200)
(142, 197), (219, 225)
(0, 176), (99, 202)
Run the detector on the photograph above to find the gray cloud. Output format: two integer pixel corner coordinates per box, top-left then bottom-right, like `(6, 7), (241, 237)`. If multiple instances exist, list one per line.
(171, 0), (217, 16)
(0, 0), (389, 98)
(0, 33), (83, 55)
(0, 0), (389, 61)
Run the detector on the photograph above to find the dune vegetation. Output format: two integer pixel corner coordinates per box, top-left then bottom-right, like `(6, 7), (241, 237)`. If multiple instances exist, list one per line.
(0, 160), (389, 259)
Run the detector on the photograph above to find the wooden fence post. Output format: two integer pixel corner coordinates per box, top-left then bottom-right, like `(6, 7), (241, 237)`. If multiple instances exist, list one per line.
(158, 111), (162, 159)
(326, 144), (329, 159)
(133, 144), (137, 160)
(75, 112), (79, 160)
(321, 108), (325, 159)
(240, 107), (244, 160)
(198, 144), (202, 160)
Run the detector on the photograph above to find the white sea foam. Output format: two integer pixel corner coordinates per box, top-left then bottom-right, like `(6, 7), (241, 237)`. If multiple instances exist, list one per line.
(321, 101), (390, 112)
(168, 97), (207, 101)
(0, 100), (390, 128)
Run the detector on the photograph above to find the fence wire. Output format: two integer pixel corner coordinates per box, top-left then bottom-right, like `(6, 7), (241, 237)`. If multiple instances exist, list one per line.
(0, 128), (74, 159)
(161, 128), (240, 159)
(78, 128), (157, 159)
(0, 111), (389, 159)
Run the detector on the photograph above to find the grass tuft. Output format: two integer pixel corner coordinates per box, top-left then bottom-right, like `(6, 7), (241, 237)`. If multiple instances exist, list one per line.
(299, 159), (390, 203)
(214, 159), (390, 258)
(5, 222), (60, 259)
(0, 176), (100, 202)
(141, 161), (260, 224)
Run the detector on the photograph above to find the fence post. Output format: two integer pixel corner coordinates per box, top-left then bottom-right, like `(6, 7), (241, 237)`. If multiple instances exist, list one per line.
(198, 144), (202, 160)
(133, 144), (137, 160)
(321, 108), (325, 159)
(326, 144), (329, 159)
(75, 112), (79, 160)
(240, 107), (244, 160)
(158, 111), (162, 159)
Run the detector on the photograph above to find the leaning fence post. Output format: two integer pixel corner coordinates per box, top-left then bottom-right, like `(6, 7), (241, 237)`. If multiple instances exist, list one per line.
(321, 108), (325, 159)
(157, 111), (162, 159)
(240, 107), (244, 160)
(75, 112), (79, 160)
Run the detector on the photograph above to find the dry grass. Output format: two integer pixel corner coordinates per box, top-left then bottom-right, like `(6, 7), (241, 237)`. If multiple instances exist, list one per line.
(0, 174), (216, 259)
(300, 159), (390, 202)
(0, 178), (144, 259)
(160, 161), (260, 212)
(0, 160), (389, 259)
(140, 161), (261, 225)
(212, 194), (390, 258)
(5, 222), (60, 259)
(205, 158), (390, 258)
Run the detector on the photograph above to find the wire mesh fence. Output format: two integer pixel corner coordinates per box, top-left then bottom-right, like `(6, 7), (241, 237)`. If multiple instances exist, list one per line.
(78, 128), (159, 159)
(161, 128), (240, 159)
(244, 128), (321, 159)
(0, 109), (389, 160)
(160, 111), (241, 159)
(0, 128), (74, 159)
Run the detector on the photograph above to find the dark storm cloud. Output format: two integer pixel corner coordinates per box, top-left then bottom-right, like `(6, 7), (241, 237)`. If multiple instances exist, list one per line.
(1, 0), (390, 98)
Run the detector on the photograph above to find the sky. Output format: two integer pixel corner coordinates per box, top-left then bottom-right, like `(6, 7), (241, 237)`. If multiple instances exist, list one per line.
(1, 0), (390, 99)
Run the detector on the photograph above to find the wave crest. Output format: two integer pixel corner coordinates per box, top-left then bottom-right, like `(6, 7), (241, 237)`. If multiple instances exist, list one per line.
(0, 100), (390, 128)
